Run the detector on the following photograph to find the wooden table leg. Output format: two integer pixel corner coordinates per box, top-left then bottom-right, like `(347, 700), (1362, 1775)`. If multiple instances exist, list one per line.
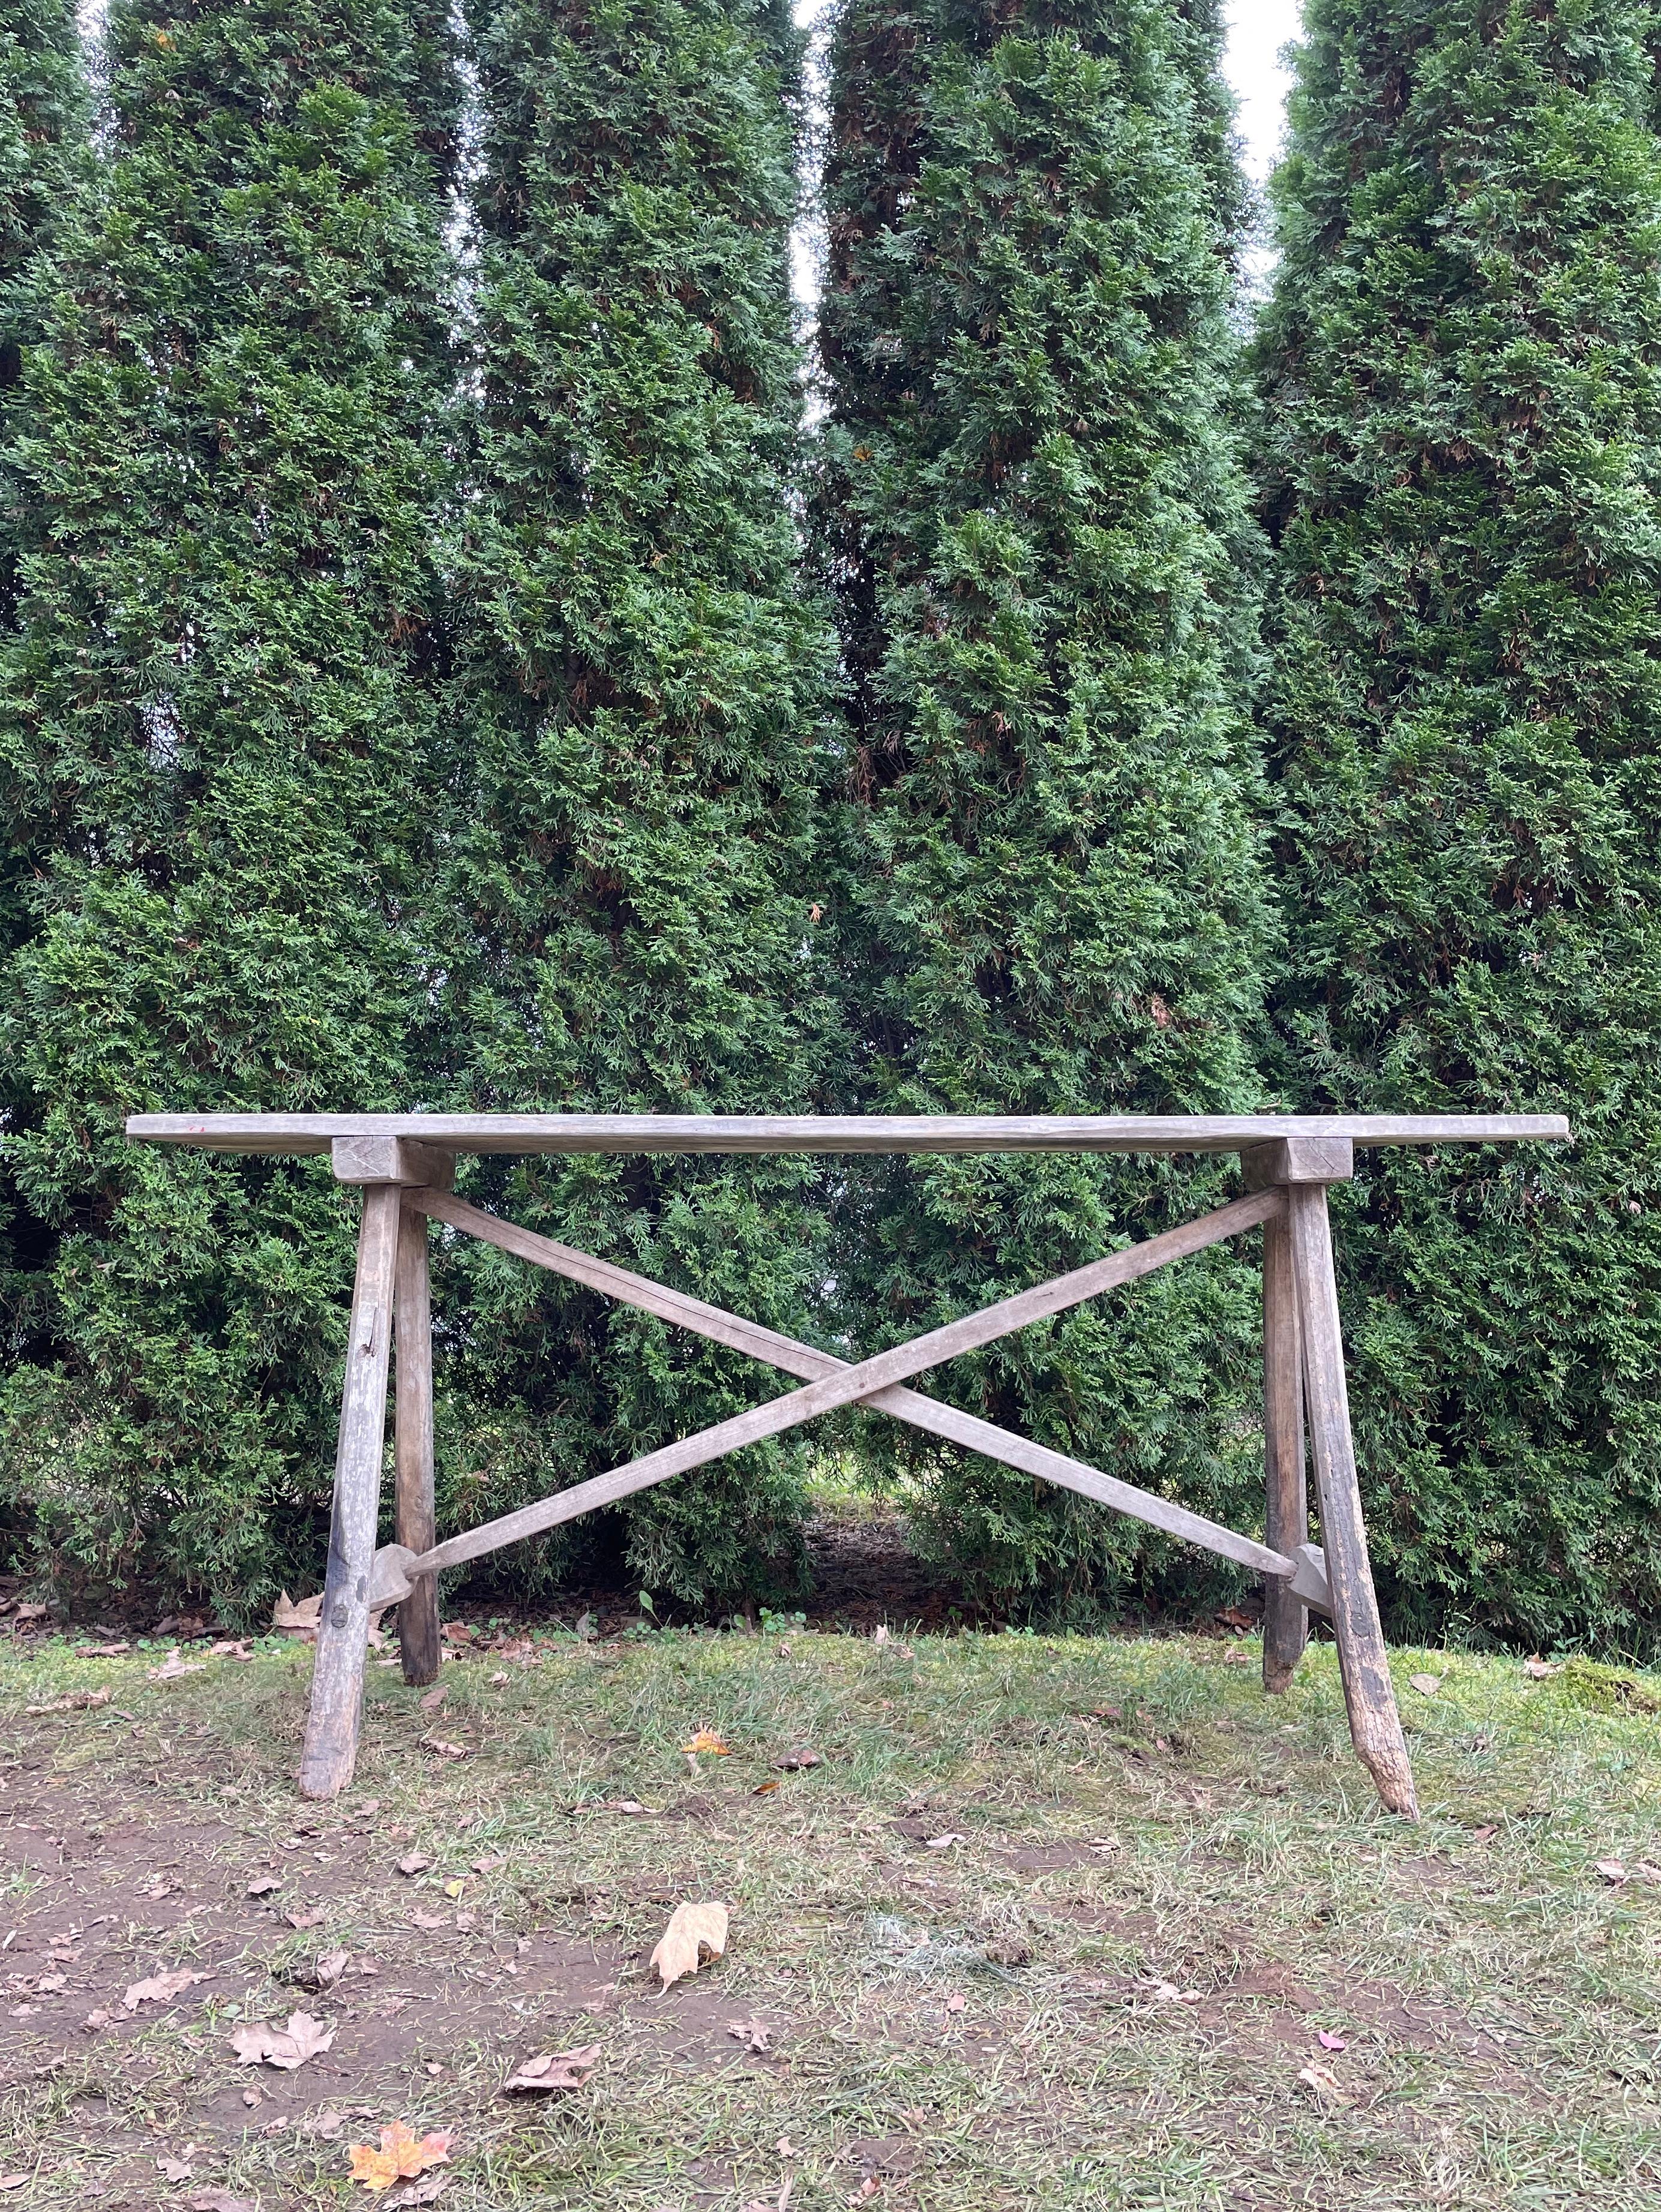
(395, 1194), (442, 1686)
(1261, 1206), (1308, 1693)
(299, 1182), (401, 1800)
(1286, 1183), (1419, 1820)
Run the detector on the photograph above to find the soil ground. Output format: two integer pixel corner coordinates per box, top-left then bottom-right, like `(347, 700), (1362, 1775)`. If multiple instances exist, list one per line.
(0, 1546), (1657, 2210)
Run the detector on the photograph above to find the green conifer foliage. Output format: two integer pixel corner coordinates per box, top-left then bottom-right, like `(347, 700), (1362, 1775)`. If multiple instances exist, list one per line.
(0, 0), (457, 1613)
(817, 0), (1273, 1612)
(0, 0), (86, 623)
(427, 0), (838, 1610)
(1257, 0), (1661, 1648)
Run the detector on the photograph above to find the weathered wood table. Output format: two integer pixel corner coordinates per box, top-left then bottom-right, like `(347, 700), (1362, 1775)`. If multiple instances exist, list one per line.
(127, 1112), (1569, 1818)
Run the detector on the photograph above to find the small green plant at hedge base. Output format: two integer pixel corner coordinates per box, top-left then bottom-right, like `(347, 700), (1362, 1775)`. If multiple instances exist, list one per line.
(814, 0), (1276, 1622)
(1256, 0), (1661, 1655)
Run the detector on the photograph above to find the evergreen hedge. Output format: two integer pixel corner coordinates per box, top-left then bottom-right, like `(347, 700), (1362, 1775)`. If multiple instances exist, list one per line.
(815, 0), (1275, 1615)
(1257, 0), (1661, 1650)
(421, 0), (840, 1611)
(0, 0), (458, 1617)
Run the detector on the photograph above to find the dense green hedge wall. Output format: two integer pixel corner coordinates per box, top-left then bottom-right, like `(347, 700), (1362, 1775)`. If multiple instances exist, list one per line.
(1257, 0), (1661, 1652)
(815, 0), (1275, 1616)
(418, 0), (841, 1611)
(0, 0), (458, 1619)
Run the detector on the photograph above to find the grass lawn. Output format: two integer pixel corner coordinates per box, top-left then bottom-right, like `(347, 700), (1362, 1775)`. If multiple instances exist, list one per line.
(0, 1612), (1657, 2209)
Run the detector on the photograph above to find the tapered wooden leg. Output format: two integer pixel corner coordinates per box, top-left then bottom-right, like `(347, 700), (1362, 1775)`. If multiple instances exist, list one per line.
(1286, 1184), (1419, 1820)
(395, 1196), (441, 1686)
(299, 1183), (401, 1800)
(1261, 1208), (1308, 1694)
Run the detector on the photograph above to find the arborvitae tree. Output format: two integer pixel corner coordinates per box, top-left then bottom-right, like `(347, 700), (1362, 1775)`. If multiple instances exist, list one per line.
(0, 0), (86, 624)
(0, 0), (457, 1614)
(817, 0), (1274, 1613)
(426, 0), (840, 1610)
(1257, 0), (1661, 1649)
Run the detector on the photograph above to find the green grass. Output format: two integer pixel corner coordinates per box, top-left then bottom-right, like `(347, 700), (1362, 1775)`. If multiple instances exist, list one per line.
(0, 1622), (1658, 2208)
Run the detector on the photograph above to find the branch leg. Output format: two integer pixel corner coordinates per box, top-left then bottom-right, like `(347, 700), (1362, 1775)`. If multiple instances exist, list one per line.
(1261, 1207), (1308, 1691)
(299, 1183), (401, 1799)
(395, 1196), (441, 1685)
(1287, 1184), (1418, 1818)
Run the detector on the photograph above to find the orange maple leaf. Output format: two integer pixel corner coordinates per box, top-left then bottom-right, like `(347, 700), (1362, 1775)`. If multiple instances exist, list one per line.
(680, 1728), (731, 1756)
(347, 2121), (454, 2193)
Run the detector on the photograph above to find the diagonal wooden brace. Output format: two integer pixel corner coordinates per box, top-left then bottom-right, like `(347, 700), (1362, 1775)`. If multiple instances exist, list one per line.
(365, 1186), (1330, 1611)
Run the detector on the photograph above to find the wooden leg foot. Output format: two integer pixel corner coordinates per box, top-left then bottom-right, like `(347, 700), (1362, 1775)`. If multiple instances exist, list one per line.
(299, 1183), (401, 1799)
(1287, 1184), (1419, 1821)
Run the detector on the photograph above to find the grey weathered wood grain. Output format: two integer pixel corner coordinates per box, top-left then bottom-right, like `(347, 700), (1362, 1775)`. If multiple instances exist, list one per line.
(1287, 1184), (1419, 1819)
(126, 1110), (1572, 1157)
(332, 1135), (456, 1190)
(298, 1183), (401, 1800)
(406, 1188), (1300, 1583)
(1261, 1208), (1308, 1693)
(1241, 1136), (1354, 1189)
(394, 1197), (441, 1687)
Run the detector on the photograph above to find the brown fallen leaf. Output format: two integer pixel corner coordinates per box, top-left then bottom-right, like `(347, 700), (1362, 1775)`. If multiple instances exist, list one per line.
(488, 1670), (509, 1687)
(209, 1638), (254, 1661)
(1215, 1605), (1255, 1631)
(190, 2195), (257, 2212)
(924, 1832), (966, 1850)
(1220, 1646), (1249, 1667)
(124, 1967), (209, 2011)
(313, 1949), (352, 1989)
(148, 1649), (207, 1682)
(273, 1590), (323, 1634)
(232, 2010), (335, 2069)
(286, 1906), (328, 1929)
(849, 2182), (882, 2204)
(752, 1779), (781, 1797)
(157, 2156), (195, 2182)
(347, 2121), (454, 2193)
(0, 2181), (28, 2197)
(1297, 2060), (1353, 2103)
(1524, 1655), (1562, 1679)
(418, 1685), (448, 1715)
(1596, 1859), (1629, 1884)
(649, 1899), (728, 1989)
(773, 1748), (820, 1772)
(420, 1737), (468, 1760)
(246, 1874), (283, 1896)
(471, 1854), (506, 1874)
(502, 2043), (601, 2093)
(1408, 1673), (1444, 1698)
(386, 2178), (449, 2208)
(727, 2016), (771, 2054)
(680, 1728), (731, 1757)
(82, 2007), (112, 2032)
(25, 1686), (111, 1714)
(943, 1991), (965, 2014)
(32, 1973), (65, 1994)
(410, 1911), (448, 1931)
(396, 1853), (431, 1877)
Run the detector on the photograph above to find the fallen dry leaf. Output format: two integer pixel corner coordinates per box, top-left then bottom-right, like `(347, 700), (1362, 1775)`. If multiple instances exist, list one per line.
(209, 1638), (254, 1661)
(410, 1910), (448, 1931)
(752, 1779), (781, 1797)
(157, 2156), (194, 2182)
(347, 2121), (454, 2193)
(418, 1685), (448, 1714)
(386, 2178), (449, 2208)
(396, 1853), (431, 1877)
(1524, 1656), (1562, 1679)
(1297, 2060), (1353, 2103)
(286, 1907), (328, 1929)
(124, 1967), (209, 2011)
(649, 1899), (728, 1989)
(273, 1590), (323, 1634)
(488, 1670), (509, 1687)
(1143, 1980), (1202, 2006)
(421, 1737), (468, 1760)
(773, 1748), (820, 1772)
(190, 2194), (256, 2212)
(680, 1728), (731, 1757)
(924, 1832), (966, 1850)
(471, 1854), (506, 1875)
(1317, 2029), (1348, 2051)
(148, 1649), (207, 1682)
(943, 1991), (966, 2015)
(24, 1687), (111, 1714)
(76, 1640), (130, 1656)
(1408, 1673), (1443, 1698)
(1596, 1859), (1630, 1885)
(246, 1874), (283, 1896)
(0, 2181), (28, 2196)
(313, 1949), (352, 1989)
(849, 2181), (882, 2204)
(232, 2010), (335, 2070)
(728, 2016), (771, 2054)
(607, 1799), (649, 1815)
(502, 2044), (600, 2093)
(32, 1973), (65, 1994)
(1221, 1645), (1249, 1666)
(82, 2007), (112, 2032)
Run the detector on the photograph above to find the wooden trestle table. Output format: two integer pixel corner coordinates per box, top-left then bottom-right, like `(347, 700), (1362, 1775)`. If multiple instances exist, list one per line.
(126, 1111), (1570, 1819)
